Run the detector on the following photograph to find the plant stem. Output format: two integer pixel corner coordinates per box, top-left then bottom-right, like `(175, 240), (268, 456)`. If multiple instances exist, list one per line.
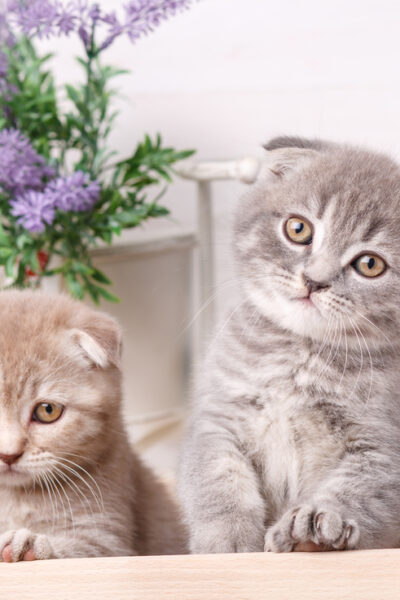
(83, 21), (98, 173)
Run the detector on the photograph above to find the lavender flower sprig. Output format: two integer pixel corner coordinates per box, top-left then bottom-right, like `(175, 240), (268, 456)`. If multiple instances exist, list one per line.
(2, 129), (100, 232)
(46, 171), (100, 212)
(0, 129), (54, 195)
(10, 169), (101, 233)
(7, 0), (193, 52)
(0, 51), (8, 95)
(10, 189), (55, 233)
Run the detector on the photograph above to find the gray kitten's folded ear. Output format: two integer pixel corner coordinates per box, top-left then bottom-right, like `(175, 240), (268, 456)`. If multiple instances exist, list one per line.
(264, 136), (328, 152)
(263, 136), (328, 179)
(69, 311), (122, 369)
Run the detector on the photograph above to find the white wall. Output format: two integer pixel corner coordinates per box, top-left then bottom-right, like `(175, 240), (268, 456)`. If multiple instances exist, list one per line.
(37, 0), (400, 316)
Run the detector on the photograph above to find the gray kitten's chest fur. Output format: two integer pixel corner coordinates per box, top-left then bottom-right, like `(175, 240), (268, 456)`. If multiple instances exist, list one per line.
(245, 397), (343, 520)
(206, 305), (396, 524)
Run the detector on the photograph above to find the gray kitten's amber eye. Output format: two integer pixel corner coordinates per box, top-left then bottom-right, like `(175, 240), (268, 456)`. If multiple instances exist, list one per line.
(32, 402), (64, 424)
(352, 254), (386, 278)
(284, 217), (313, 245)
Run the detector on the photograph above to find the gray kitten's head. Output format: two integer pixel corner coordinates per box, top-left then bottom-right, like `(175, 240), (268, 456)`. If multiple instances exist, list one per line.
(235, 137), (400, 344)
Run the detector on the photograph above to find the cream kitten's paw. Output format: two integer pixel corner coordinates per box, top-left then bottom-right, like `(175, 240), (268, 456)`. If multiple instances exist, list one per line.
(264, 505), (360, 552)
(0, 529), (54, 562)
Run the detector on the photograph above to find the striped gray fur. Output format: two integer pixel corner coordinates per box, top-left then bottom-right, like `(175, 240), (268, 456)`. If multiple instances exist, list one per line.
(179, 138), (400, 553)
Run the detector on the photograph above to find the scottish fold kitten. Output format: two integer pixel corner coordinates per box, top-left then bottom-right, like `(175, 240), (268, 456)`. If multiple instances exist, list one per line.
(180, 137), (400, 553)
(0, 290), (186, 561)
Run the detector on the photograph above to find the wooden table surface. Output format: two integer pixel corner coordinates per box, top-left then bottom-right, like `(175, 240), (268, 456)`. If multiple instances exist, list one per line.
(1, 549), (399, 600)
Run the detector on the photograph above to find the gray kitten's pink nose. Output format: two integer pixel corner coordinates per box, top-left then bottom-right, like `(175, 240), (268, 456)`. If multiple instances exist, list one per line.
(0, 452), (23, 465)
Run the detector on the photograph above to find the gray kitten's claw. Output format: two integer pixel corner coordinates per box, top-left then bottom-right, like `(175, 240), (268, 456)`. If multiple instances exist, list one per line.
(264, 509), (299, 552)
(265, 505), (360, 552)
(314, 511), (359, 549)
(0, 528), (54, 562)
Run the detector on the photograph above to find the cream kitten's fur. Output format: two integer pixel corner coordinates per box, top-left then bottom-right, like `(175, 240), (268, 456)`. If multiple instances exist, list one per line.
(0, 290), (186, 561)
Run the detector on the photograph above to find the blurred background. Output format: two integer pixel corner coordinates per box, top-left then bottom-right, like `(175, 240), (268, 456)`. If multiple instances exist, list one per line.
(34, 0), (400, 475)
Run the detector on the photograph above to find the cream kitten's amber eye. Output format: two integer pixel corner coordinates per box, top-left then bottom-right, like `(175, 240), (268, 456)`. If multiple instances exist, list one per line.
(32, 402), (64, 424)
(284, 217), (313, 245)
(352, 254), (386, 278)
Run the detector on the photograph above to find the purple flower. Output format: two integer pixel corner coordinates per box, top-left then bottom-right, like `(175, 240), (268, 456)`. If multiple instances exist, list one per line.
(0, 51), (18, 103)
(88, 3), (101, 21)
(77, 24), (89, 48)
(7, 0), (80, 38)
(7, 0), (193, 50)
(0, 51), (8, 96)
(97, 12), (124, 51)
(8, 0), (60, 38)
(10, 190), (55, 232)
(56, 6), (77, 35)
(9, 170), (100, 233)
(0, 52), (7, 79)
(0, 12), (16, 47)
(120, 0), (192, 44)
(0, 129), (55, 195)
(46, 171), (100, 212)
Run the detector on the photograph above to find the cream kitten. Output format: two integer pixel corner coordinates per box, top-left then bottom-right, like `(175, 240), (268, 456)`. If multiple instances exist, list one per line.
(0, 290), (186, 561)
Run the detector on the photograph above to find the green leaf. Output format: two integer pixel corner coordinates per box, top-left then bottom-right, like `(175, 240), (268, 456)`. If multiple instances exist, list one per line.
(65, 273), (84, 299)
(149, 204), (169, 217)
(99, 230), (112, 244)
(16, 233), (32, 251)
(114, 211), (142, 226)
(86, 285), (100, 304)
(95, 285), (120, 303)
(5, 253), (16, 278)
(154, 166), (172, 182)
(71, 261), (94, 276)
(25, 249), (40, 273)
(91, 268), (112, 285)
(0, 222), (10, 246)
(75, 57), (88, 69)
(65, 84), (82, 106)
(0, 247), (12, 259)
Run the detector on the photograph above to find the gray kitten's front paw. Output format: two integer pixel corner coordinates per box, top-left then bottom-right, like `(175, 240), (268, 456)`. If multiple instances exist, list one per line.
(190, 520), (264, 553)
(0, 529), (54, 562)
(265, 505), (359, 552)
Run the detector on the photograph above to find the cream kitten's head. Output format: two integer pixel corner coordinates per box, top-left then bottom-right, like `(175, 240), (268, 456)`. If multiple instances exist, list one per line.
(235, 137), (400, 345)
(0, 290), (122, 487)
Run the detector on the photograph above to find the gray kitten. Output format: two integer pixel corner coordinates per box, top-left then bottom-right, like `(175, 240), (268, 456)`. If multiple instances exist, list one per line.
(179, 137), (400, 553)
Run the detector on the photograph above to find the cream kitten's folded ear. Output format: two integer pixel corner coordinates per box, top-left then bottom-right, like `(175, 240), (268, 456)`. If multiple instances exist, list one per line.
(262, 136), (329, 180)
(69, 312), (122, 369)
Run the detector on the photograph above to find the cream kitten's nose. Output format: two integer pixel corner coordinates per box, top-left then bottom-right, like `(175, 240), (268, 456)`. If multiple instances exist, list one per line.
(0, 452), (23, 466)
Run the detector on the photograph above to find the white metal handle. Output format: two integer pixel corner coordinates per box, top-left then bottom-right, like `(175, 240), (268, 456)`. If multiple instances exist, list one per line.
(175, 157), (261, 184)
(176, 157), (261, 355)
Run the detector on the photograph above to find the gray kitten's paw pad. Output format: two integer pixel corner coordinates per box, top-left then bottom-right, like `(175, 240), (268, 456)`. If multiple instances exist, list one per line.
(0, 529), (54, 562)
(264, 509), (300, 552)
(265, 505), (316, 552)
(265, 505), (360, 552)
(291, 505), (315, 541)
(314, 512), (359, 549)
